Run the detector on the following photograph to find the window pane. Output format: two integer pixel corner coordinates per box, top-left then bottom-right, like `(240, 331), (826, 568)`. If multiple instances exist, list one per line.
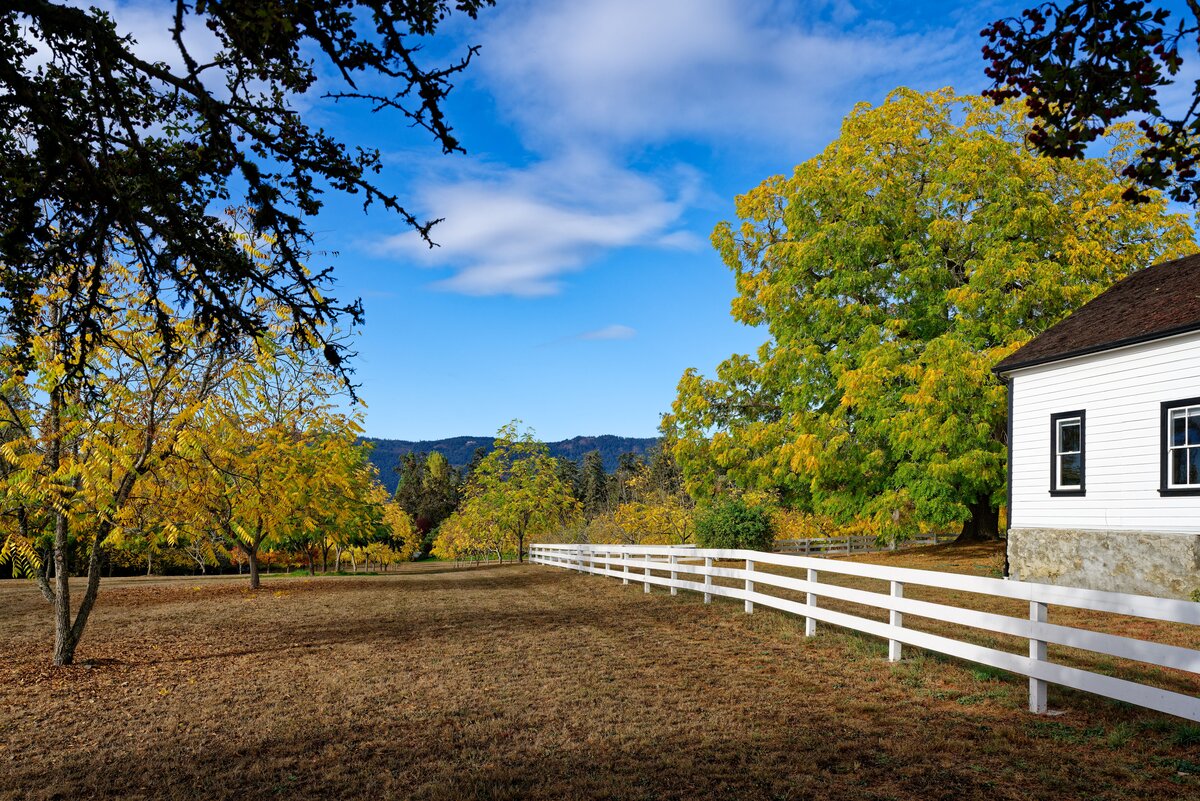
(1060, 454), (1081, 487)
(1058, 420), (1080, 453)
(1172, 410), (1187, 447)
(1173, 449), (1189, 486)
(1191, 447), (1200, 487)
(1189, 411), (1200, 446)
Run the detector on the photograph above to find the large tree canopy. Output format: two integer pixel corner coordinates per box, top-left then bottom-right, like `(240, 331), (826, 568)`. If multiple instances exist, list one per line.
(0, 0), (492, 380)
(663, 88), (1194, 542)
(982, 1), (1200, 203)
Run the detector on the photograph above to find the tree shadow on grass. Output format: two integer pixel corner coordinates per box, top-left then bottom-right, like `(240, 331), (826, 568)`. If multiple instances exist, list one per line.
(0, 698), (1135, 801)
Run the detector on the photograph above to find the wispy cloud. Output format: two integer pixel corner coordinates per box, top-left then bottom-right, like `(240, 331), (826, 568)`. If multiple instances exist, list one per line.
(370, 1), (979, 297)
(479, 0), (975, 151)
(371, 152), (702, 296)
(579, 324), (636, 341)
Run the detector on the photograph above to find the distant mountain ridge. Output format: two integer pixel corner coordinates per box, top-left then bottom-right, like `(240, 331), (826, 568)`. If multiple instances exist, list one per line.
(362, 435), (660, 494)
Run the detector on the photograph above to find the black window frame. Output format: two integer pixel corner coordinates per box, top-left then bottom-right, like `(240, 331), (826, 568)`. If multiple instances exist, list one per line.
(1160, 396), (1200, 496)
(1049, 410), (1086, 496)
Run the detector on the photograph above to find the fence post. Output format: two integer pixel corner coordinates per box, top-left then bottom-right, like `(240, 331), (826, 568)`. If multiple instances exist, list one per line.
(669, 554), (678, 596)
(888, 581), (903, 661)
(623, 548), (630, 585)
(703, 557), (713, 603)
(805, 568), (818, 636)
(644, 550), (651, 593)
(1029, 600), (1048, 714)
(745, 558), (755, 614)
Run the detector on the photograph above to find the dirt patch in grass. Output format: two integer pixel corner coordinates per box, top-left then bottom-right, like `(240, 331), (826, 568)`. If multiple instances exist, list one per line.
(1, 550), (1199, 801)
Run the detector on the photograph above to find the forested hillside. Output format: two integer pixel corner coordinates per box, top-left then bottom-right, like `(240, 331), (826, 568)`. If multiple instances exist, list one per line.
(364, 435), (658, 493)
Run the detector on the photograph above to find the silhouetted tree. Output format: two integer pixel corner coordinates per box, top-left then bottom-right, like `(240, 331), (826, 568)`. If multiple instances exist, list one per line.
(1, 1), (493, 382)
(982, 1), (1200, 203)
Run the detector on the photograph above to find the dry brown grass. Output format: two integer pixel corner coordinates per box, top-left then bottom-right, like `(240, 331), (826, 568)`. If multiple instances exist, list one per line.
(1, 545), (1199, 801)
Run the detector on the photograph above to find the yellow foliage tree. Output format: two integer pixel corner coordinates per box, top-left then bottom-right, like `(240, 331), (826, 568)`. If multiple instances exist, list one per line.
(665, 88), (1195, 543)
(0, 267), (235, 665)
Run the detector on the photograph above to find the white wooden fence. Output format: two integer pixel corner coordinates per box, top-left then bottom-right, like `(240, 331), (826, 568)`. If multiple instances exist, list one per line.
(529, 542), (1200, 722)
(775, 533), (948, 555)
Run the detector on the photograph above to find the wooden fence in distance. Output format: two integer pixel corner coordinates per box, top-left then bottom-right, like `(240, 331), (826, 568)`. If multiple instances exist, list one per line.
(529, 542), (1200, 722)
(774, 533), (948, 556)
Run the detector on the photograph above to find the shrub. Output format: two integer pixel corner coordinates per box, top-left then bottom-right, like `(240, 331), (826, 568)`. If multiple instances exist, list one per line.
(695, 499), (774, 550)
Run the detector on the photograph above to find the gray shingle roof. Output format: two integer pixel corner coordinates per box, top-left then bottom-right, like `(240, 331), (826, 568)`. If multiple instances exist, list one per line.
(994, 252), (1200, 374)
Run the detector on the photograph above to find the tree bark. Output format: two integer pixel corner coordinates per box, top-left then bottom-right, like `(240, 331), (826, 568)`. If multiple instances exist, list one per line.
(955, 499), (1001, 543)
(52, 512), (74, 666)
(246, 544), (261, 590)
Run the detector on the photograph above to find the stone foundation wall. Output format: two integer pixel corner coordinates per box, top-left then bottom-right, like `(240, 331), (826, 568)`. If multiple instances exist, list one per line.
(1007, 528), (1200, 599)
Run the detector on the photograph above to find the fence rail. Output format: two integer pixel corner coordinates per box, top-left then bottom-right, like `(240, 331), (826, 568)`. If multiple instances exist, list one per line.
(528, 542), (1200, 722)
(774, 533), (948, 555)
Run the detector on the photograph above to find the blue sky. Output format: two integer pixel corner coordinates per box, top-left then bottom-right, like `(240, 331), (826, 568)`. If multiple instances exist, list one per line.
(315, 0), (1021, 441)
(101, 0), (1082, 440)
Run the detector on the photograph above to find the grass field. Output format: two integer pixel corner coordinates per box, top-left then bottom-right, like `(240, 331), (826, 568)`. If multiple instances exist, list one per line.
(2, 544), (1200, 800)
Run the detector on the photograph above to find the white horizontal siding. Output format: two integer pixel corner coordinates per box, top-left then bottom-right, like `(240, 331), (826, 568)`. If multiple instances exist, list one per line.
(1009, 330), (1200, 532)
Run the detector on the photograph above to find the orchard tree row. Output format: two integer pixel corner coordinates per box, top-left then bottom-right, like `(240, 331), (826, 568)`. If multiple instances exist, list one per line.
(391, 432), (698, 562)
(0, 245), (417, 666)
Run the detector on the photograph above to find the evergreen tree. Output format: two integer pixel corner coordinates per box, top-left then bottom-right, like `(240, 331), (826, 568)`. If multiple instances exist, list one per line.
(423, 452), (460, 523)
(581, 451), (608, 519)
(647, 445), (683, 497)
(609, 452), (645, 508)
(555, 457), (583, 501)
(394, 452), (431, 527)
(394, 451), (459, 556)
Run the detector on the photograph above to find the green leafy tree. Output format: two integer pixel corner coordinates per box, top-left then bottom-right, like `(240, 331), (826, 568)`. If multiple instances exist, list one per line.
(694, 499), (774, 551)
(448, 422), (581, 562)
(393, 450), (459, 555)
(664, 88), (1194, 543)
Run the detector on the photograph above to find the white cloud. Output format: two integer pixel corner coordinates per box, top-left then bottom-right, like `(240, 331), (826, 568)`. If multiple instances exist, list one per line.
(371, 1), (980, 297)
(579, 324), (636, 341)
(372, 151), (702, 296)
(59, 1), (220, 71)
(479, 0), (973, 151)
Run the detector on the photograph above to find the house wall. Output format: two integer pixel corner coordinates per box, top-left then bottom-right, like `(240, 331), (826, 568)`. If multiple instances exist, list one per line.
(1006, 330), (1200, 598)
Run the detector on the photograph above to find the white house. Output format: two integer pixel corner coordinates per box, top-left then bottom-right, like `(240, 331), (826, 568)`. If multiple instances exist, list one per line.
(995, 254), (1200, 599)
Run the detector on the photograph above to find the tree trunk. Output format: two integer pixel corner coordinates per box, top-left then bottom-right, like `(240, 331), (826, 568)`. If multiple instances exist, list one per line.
(955, 499), (1001, 543)
(246, 545), (261, 590)
(52, 514), (110, 666)
(52, 512), (75, 665)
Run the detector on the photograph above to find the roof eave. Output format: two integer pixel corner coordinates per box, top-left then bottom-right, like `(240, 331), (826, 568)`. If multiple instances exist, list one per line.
(993, 321), (1200, 376)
